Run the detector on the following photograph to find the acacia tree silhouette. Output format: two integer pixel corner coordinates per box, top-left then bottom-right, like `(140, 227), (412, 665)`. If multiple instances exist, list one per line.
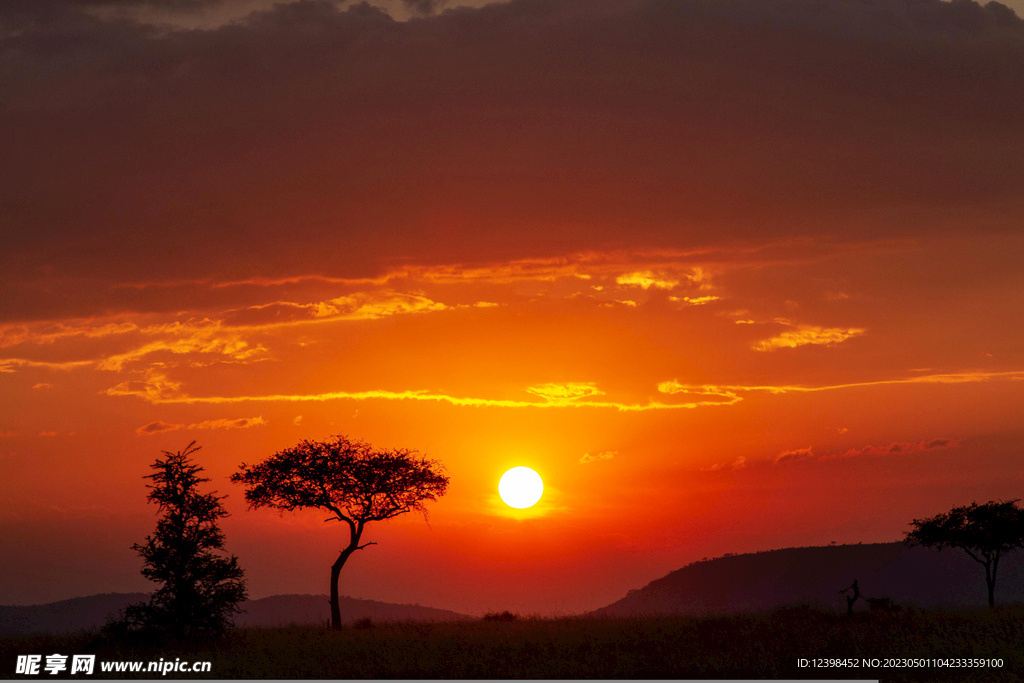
(905, 499), (1024, 607)
(231, 435), (449, 629)
(116, 442), (247, 640)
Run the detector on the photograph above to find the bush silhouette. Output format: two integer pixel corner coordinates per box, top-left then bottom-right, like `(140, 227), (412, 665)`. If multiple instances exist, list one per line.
(483, 611), (518, 622)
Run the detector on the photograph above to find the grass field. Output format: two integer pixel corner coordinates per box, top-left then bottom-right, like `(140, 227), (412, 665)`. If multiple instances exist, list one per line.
(2, 606), (1021, 681)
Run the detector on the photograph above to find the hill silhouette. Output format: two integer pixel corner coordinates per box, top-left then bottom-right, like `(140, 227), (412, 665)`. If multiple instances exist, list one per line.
(0, 593), (469, 636)
(234, 594), (470, 628)
(592, 541), (1024, 617)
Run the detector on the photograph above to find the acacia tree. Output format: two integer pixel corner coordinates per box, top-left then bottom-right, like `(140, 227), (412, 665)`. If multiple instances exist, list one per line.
(904, 499), (1024, 607)
(118, 442), (247, 640)
(231, 435), (449, 629)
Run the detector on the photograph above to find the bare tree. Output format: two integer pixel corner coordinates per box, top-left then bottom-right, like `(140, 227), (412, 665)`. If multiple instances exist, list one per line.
(231, 435), (449, 628)
(905, 499), (1024, 607)
(839, 579), (860, 617)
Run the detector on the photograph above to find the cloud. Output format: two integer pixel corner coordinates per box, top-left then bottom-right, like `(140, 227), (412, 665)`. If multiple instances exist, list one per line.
(656, 370), (1024, 410)
(702, 456), (747, 471)
(293, 415), (302, 425)
(221, 291), (449, 327)
(656, 381), (743, 407)
(31, 383), (52, 389)
(669, 296), (720, 306)
(2, 0), (1023, 300)
(402, 0), (448, 17)
(775, 447), (814, 464)
(135, 415), (266, 435)
(766, 438), (960, 463)
(752, 324), (866, 351)
(96, 322), (266, 372)
(187, 416), (267, 430)
(663, 370), (1024, 397)
(616, 271), (680, 290)
(579, 450), (617, 464)
(104, 380), (740, 412)
(135, 420), (183, 435)
(527, 382), (605, 402)
(0, 358), (94, 373)
(37, 431), (58, 437)
(105, 370), (185, 402)
(825, 438), (960, 460)
(0, 321), (138, 349)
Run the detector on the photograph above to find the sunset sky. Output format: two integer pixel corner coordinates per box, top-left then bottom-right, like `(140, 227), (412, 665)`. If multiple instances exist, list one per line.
(2, 0), (1023, 616)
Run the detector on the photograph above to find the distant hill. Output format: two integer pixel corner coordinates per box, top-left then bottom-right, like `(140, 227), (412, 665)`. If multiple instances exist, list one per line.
(592, 542), (1024, 617)
(234, 594), (470, 628)
(0, 593), (149, 637)
(0, 593), (469, 636)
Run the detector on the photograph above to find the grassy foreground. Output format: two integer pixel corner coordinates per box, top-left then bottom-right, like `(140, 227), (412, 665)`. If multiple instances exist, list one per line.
(2, 606), (1022, 681)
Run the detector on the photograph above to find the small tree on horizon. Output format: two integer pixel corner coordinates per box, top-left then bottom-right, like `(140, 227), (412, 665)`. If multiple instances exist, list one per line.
(904, 499), (1024, 608)
(114, 442), (247, 640)
(231, 435), (449, 629)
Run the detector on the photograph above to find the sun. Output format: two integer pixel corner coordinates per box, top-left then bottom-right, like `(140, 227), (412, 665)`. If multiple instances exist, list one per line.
(498, 466), (544, 509)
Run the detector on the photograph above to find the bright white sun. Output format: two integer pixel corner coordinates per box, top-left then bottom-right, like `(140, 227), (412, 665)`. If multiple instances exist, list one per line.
(498, 466), (544, 509)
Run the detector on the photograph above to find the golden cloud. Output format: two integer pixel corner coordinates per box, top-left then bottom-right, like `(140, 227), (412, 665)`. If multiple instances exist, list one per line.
(527, 382), (606, 402)
(616, 271), (680, 290)
(752, 324), (865, 351)
(655, 381), (743, 406)
(669, 295), (721, 305)
(105, 371), (185, 402)
(105, 380), (726, 413)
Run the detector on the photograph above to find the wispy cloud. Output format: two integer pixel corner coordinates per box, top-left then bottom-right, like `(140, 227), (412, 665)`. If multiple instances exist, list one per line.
(0, 358), (94, 373)
(579, 450), (617, 464)
(0, 321), (138, 349)
(775, 447), (814, 464)
(658, 370), (1024, 403)
(702, 456), (747, 471)
(135, 416), (267, 436)
(822, 438), (959, 461)
(106, 378), (736, 412)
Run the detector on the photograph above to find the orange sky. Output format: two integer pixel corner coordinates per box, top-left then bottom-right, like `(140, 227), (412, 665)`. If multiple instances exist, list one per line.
(2, 0), (1023, 615)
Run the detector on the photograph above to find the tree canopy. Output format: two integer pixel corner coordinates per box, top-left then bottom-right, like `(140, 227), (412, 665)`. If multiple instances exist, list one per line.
(905, 499), (1024, 607)
(231, 435), (448, 628)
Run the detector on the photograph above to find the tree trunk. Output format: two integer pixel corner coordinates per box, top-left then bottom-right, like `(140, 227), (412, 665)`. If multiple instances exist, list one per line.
(985, 568), (995, 608)
(983, 558), (995, 608)
(330, 546), (356, 629)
